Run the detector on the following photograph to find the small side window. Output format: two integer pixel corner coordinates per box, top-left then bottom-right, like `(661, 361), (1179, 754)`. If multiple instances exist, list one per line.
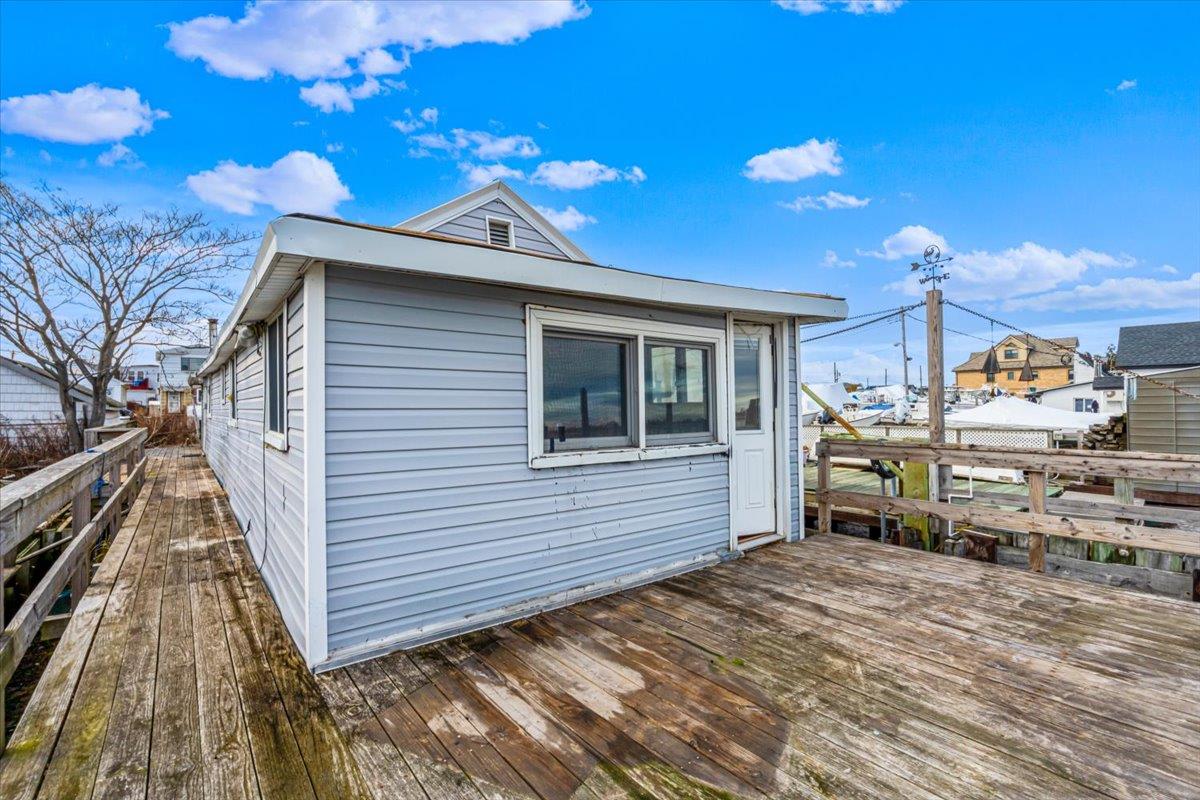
(266, 314), (286, 435)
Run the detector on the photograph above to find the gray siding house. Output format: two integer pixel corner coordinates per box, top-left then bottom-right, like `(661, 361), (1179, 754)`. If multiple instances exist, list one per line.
(198, 182), (847, 670)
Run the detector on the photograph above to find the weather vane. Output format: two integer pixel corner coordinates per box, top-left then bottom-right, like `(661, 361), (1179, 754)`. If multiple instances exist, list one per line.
(910, 244), (953, 286)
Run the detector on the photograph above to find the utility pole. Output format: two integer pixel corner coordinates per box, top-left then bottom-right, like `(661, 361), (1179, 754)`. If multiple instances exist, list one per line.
(910, 245), (954, 548)
(918, 365), (923, 390)
(899, 309), (911, 388)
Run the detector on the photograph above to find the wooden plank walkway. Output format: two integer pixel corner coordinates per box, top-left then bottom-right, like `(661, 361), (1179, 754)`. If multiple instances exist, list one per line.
(2, 446), (1198, 799)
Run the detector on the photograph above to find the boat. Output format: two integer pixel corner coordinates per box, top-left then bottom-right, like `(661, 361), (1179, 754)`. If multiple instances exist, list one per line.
(843, 408), (884, 427)
(801, 409), (821, 426)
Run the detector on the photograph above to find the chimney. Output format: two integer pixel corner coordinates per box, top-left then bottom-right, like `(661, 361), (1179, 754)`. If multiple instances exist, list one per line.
(207, 318), (218, 347)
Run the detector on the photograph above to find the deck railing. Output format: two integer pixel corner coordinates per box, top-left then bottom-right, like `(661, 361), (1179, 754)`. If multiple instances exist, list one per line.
(0, 427), (147, 740)
(814, 439), (1200, 578)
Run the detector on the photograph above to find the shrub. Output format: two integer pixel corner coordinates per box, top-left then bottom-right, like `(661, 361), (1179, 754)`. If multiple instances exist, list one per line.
(0, 422), (74, 478)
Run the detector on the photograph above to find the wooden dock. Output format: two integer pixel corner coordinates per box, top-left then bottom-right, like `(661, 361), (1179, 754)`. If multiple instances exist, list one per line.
(2, 446), (1198, 799)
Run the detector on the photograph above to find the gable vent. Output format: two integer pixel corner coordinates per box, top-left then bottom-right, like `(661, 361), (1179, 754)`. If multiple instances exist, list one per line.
(486, 217), (514, 248)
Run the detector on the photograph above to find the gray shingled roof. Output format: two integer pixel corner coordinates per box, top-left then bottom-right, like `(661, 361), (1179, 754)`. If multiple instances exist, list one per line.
(1115, 321), (1200, 369)
(1092, 374), (1124, 390)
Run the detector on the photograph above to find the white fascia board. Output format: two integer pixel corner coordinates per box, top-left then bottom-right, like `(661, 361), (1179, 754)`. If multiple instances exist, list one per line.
(199, 214), (848, 377)
(274, 215), (848, 320)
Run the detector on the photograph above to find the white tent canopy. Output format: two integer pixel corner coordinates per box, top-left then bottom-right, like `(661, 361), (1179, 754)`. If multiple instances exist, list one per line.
(946, 396), (1111, 432)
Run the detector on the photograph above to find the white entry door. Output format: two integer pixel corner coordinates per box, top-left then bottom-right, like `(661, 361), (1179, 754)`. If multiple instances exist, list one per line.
(732, 323), (776, 538)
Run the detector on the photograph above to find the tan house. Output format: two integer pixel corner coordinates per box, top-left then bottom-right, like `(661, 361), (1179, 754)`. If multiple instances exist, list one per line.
(953, 334), (1078, 394)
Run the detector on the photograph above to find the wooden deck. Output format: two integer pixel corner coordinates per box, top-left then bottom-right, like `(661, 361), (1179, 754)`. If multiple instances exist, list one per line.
(3, 446), (1198, 799)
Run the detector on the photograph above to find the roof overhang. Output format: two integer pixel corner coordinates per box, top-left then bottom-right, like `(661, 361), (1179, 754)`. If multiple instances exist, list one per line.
(198, 214), (847, 377)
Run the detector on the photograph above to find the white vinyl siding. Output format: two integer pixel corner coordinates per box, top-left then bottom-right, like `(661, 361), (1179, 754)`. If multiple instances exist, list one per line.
(202, 289), (308, 653)
(322, 265), (733, 657)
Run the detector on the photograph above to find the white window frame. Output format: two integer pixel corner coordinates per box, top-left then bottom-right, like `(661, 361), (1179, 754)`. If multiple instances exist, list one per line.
(526, 305), (728, 469)
(485, 215), (515, 249)
(263, 306), (288, 451)
(228, 353), (239, 427)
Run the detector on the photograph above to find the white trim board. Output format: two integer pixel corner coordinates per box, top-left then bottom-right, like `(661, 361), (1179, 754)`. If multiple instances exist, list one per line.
(301, 262), (328, 668)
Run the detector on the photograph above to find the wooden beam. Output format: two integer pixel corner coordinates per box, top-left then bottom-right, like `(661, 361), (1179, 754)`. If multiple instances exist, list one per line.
(817, 439), (1200, 482)
(1026, 471), (1047, 573)
(818, 488), (1200, 557)
(817, 449), (832, 534)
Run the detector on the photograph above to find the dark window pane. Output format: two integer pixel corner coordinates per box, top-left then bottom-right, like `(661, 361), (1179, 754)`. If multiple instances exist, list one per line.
(644, 343), (712, 441)
(543, 334), (629, 450)
(735, 335), (761, 430)
(267, 317), (284, 433)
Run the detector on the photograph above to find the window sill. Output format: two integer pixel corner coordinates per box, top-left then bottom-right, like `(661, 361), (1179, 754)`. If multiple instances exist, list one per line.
(263, 430), (288, 452)
(530, 441), (728, 470)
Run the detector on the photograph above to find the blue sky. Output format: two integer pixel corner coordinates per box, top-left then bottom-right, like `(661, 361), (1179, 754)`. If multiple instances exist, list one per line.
(2, 0), (1197, 382)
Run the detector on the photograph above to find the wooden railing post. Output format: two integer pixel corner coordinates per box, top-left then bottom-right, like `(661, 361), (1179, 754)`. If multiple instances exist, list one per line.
(69, 487), (94, 608)
(1026, 470), (1047, 573)
(817, 443), (832, 534)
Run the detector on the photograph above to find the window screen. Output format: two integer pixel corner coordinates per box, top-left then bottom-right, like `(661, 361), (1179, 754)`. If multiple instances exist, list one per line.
(644, 342), (713, 443)
(542, 333), (630, 451)
(266, 316), (285, 434)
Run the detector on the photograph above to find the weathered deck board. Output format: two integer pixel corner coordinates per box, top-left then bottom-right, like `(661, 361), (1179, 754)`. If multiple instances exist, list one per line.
(3, 445), (1198, 799)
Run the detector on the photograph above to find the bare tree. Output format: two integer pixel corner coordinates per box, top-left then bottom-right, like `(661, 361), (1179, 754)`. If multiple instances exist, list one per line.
(0, 181), (251, 451)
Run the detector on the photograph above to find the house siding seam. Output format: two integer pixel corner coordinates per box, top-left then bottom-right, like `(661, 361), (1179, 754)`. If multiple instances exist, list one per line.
(322, 265), (733, 655)
(429, 198), (568, 258)
(202, 288), (309, 655)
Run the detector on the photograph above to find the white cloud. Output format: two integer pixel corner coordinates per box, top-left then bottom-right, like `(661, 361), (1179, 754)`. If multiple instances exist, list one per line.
(359, 47), (409, 75)
(1159, 264), (1179, 275)
(529, 159), (646, 190)
(405, 127), (540, 159)
(459, 162), (526, 188)
(1113, 78), (1137, 92)
(349, 76), (383, 100)
(1012, 273), (1200, 312)
(775, 0), (904, 15)
(186, 150), (352, 215)
(392, 106), (438, 134)
(299, 80), (354, 113)
(534, 204), (596, 231)
(858, 224), (947, 261)
(2, 146), (13, 158)
(780, 190), (871, 212)
(0, 84), (168, 144)
(167, 1), (588, 109)
(97, 143), (143, 168)
(326, 142), (344, 153)
(420, 106), (438, 124)
(744, 139), (842, 182)
(822, 250), (856, 268)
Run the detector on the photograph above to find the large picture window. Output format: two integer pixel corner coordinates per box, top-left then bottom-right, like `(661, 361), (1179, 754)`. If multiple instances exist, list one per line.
(527, 306), (727, 467)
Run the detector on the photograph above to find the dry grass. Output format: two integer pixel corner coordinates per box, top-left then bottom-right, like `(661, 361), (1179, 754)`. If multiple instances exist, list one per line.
(0, 422), (74, 479)
(132, 408), (197, 447)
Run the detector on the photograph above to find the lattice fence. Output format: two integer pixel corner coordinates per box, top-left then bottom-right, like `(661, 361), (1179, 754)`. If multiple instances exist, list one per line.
(802, 424), (1053, 450)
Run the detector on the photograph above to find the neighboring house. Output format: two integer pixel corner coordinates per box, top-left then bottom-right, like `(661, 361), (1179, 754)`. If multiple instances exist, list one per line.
(1117, 321), (1200, 491)
(0, 356), (120, 434)
(953, 334), (1083, 394)
(1033, 367), (1126, 415)
(120, 362), (159, 407)
(156, 344), (209, 413)
(196, 181), (847, 670)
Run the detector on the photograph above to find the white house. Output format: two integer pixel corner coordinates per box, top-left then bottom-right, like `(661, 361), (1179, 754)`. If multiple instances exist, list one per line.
(0, 356), (122, 435)
(155, 344), (209, 413)
(196, 182), (847, 670)
(1034, 369), (1126, 414)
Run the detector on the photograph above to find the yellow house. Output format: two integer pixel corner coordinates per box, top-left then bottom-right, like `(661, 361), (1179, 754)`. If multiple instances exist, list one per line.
(953, 334), (1078, 394)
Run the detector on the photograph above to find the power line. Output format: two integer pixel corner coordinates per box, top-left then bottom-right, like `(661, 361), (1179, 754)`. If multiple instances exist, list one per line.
(806, 304), (921, 326)
(803, 302), (925, 343)
(944, 299), (1200, 402)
